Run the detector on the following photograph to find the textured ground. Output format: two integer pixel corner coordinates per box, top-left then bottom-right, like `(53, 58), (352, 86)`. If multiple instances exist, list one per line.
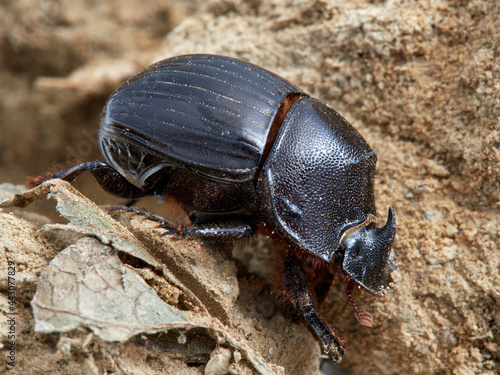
(0, 0), (499, 374)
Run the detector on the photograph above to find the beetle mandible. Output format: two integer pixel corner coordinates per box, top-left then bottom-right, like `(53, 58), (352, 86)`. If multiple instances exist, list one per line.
(29, 54), (396, 362)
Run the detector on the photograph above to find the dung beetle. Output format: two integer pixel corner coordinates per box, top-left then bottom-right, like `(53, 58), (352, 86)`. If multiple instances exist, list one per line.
(29, 54), (396, 362)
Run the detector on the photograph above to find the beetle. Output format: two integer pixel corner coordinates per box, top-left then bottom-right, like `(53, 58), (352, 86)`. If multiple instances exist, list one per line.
(29, 54), (396, 362)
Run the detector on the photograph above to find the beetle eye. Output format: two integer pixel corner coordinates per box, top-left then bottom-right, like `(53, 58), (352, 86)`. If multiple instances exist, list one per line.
(278, 197), (303, 222)
(350, 242), (360, 258)
(340, 235), (360, 258)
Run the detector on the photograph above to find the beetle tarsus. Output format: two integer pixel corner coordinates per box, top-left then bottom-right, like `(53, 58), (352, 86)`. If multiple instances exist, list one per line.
(299, 304), (345, 362)
(106, 206), (182, 235)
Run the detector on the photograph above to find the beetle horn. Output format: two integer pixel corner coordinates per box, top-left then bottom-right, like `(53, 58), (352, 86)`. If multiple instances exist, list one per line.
(380, 206), (396, 246)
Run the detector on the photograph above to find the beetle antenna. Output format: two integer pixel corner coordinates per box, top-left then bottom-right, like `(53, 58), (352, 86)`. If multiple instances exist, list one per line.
(346, 280), (373, 327)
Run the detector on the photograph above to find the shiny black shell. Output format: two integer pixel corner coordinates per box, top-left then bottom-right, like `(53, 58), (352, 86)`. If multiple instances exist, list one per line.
(99, 54), (379, 264)
(100, 54), (303, 183)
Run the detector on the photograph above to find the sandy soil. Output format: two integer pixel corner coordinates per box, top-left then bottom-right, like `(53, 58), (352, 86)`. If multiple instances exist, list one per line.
(0, 0), (499, 374)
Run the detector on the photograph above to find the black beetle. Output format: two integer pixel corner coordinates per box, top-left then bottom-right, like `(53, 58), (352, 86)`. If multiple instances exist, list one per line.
(29, 54), (396, 362)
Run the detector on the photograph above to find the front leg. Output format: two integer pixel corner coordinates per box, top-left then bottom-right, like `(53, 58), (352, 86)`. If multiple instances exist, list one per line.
(280, 254), (345, 363)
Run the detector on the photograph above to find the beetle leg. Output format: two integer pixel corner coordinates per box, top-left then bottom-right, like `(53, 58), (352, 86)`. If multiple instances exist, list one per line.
(28, 161), (148, 199)
(107, 206), (257, 241)
(106, 205), (184, 236)
(281, 254), (345, 363)
(177, 221), (257, 241)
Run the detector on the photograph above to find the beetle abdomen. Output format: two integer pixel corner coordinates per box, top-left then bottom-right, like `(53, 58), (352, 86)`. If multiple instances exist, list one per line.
(99, 54), (304, 182)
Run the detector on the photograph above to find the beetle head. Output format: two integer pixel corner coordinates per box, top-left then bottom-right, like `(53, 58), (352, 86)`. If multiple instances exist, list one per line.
(341, 207), (397, 296)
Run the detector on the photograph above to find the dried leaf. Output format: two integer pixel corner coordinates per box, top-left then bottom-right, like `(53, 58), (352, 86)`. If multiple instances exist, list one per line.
(1, 180), (161, 268)
(1, 180), (286, 375)
(32, 236), (201, 341)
